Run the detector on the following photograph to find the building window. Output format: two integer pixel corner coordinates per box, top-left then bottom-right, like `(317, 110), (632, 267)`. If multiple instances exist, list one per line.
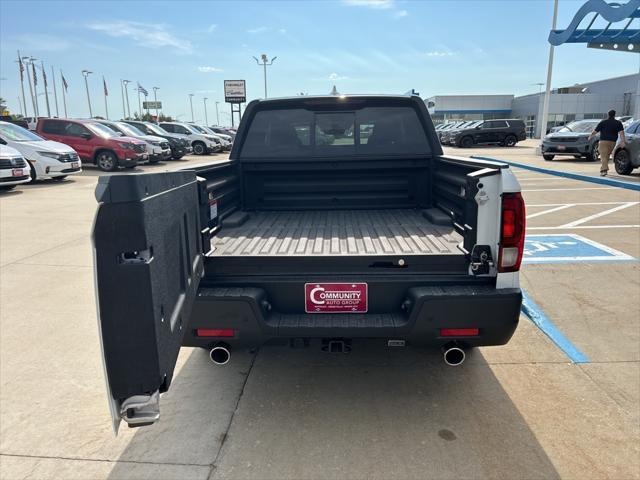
(583, 113), (604, 119)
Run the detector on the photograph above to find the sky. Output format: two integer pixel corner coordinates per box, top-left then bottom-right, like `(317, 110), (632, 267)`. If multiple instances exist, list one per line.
(0, 0), (636, 124)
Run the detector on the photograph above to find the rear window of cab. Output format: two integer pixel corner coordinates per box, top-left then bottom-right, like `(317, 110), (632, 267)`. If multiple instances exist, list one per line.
(239, 106), (430, 158)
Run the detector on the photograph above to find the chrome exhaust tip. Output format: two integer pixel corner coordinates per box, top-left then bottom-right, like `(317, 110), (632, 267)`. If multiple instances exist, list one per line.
(209, 344), (231, 365)
(443, 345), (466, 366)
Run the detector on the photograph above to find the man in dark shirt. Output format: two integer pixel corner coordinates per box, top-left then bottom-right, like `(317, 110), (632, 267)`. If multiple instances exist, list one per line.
(589, 110), (626, 176)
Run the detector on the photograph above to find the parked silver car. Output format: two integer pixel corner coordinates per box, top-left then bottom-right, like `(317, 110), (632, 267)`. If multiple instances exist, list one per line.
(613, 119), (640, 175)
(541, 119), (600, 162)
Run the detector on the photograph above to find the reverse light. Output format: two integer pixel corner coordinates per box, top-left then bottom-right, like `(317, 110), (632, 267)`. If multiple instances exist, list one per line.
(440, 328), (479, 337)
(498, 192), (526, 272)
(196, 328), (235, 337)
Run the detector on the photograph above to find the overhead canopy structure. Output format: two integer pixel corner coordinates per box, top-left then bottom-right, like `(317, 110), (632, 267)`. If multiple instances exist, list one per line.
(548, 0), (640, 52)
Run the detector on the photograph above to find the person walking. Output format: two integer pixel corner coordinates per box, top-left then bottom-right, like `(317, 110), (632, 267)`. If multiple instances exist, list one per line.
(589, 110), (625, 177)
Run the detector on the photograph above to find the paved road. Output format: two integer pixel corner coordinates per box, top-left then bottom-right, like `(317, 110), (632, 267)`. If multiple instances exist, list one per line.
(1, 146), (638, 479)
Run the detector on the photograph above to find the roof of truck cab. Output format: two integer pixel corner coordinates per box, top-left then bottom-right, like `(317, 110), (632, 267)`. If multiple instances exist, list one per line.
(253, 94), (420, 103)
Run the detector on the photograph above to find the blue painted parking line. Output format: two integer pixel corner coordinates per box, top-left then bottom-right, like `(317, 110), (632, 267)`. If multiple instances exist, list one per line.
(471, 155), (640, 192)
(523, 234), (635, 264)
(521, 290), (590, 364)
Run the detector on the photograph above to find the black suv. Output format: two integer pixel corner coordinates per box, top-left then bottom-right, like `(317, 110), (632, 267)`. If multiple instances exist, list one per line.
(123, 121), (193, 160)
(452, 119), (526, 148)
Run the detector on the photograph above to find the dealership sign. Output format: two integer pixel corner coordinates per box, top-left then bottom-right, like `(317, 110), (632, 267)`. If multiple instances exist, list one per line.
(224, 80), (246, 103)
(143, 101), (162, 109)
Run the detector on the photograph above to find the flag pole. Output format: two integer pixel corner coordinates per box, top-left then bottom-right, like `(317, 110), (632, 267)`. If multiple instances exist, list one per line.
(60, 70), (68, 118)
(51, 65), (59, 117)
(42, 61), (51, 117)
(103, 76), (109, 120)
(17, 51), (29, 118)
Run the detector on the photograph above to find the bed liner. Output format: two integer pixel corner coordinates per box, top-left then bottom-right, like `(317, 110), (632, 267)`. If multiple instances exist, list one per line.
(209, 209), (463, 257)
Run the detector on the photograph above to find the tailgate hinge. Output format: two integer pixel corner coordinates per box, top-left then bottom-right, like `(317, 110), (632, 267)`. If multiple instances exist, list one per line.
(470, 245), (494, 276)
(120, 390), (160, 428)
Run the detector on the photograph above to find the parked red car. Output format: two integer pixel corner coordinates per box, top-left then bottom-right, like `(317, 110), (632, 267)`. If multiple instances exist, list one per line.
(36, 118), (148, 171)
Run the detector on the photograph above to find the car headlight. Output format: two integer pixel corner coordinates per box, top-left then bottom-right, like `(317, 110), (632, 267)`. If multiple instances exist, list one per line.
(36, 151), (61, 160)
(118, 142), (134, 150)
(150, 140), (161, 146)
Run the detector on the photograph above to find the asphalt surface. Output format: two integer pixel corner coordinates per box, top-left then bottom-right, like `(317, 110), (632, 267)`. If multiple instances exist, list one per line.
(1, 142), (639, 480)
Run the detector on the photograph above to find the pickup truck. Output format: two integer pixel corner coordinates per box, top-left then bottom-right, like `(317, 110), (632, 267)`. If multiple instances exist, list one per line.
(93, 95), (525, 431)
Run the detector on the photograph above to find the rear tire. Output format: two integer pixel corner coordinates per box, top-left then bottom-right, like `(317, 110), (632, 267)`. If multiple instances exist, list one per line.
(95, 151), (118, 172)
(504, 135), (517, 147)
(543, 154), (554, 161)
(460, 136), (473, 148)
(193, 141), (207, 155)
(614, 149), (634, 175)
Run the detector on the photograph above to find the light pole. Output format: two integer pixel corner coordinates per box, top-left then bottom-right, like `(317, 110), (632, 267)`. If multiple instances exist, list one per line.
(203, 97), (209, 125)
(153, 87), (160, 118)
(253, 54), (277, 98)
(82, 70), (93, 118)
(189, 93), (194, 122)
(51, 65), (59, 117)
(122, 80), (131, 119)
(539, 0), (559, 138)
(215, 101), (220, 126)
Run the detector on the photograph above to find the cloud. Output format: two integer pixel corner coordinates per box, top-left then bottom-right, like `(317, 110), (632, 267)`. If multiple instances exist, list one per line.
(198, 66), (223, 72)
(10, 34), (72, 52)
(425, 51), (457, 57)
(342, 0), (394, 9)
(207, 24), (217, 33)
(87, 20), (193, 54)
(329, 73), (349, 81)
(247, 26), (268, 34)
(278, 28), (287, 34)
(394, 9), (408, 18)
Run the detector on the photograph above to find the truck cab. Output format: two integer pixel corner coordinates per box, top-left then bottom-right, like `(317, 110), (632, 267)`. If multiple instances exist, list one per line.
(93, 95), (525, 431)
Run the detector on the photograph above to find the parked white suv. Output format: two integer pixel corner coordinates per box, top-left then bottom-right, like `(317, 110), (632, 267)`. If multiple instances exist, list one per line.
(0, 145), (32, 191)
(0, 121), (81, 181)
(191, 124), (232, 151)
(159, 122), (222, 155)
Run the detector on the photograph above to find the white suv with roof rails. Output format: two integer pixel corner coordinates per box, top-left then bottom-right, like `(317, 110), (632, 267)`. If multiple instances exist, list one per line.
(0, 145), (32, 191)
(158, 122), (222, 155)
(0, 121), (81, 181)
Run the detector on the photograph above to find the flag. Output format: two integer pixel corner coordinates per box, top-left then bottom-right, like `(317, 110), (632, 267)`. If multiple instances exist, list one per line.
(103, 76), (108, 96)
(137, 83), (148, 96)
(42, 65), (48, 87)
(18, 54), (24, 81)
(61, 73), (68, 92)
(32, 63), (37, 86)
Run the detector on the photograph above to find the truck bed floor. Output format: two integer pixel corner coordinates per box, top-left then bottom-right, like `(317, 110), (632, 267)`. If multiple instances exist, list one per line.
(210, 210), (462, 256)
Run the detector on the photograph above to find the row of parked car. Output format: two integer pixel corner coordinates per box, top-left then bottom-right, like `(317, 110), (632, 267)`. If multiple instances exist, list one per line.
(0, 119), (237, 190)
(435, 119), (527, 148)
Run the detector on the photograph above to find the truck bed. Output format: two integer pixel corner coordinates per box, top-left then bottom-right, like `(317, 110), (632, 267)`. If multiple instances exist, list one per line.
(210, 209), (462, 257)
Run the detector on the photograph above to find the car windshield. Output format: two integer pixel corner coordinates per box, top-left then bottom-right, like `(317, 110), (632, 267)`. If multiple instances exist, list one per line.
(190, 125), (207, 133)
(625, 120), (640, 133)
(558, 121), (598, 133)
(146, 124), (168, 135)
(0, 122), (44, 141)
(116, 122), (144, 137)
(87, 123), (120, 138)
(183, 124), (202, 134)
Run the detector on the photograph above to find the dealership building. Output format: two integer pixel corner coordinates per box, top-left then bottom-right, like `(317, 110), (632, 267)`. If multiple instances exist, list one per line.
(425, 73), (638, 137)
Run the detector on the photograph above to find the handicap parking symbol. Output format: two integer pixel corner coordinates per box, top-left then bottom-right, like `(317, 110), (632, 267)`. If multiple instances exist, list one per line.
(523, 234), (635, 264)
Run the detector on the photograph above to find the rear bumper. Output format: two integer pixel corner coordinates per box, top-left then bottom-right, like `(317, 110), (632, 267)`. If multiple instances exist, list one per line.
(184, 285), (521, 350)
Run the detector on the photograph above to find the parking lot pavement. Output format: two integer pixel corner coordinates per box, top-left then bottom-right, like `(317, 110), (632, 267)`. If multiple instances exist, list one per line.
(444, 138), (640, 184)
(1, 150), (640, 479)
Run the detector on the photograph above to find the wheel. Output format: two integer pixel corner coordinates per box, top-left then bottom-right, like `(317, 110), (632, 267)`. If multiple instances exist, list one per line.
(148, 158), (161, 164)
(543, 154), (555, 161)
(52, 176), (67, 181)
(28, 162), (37, 181)
(95, 151), (118, 172)
(0, 185), (17, 191)
(504, 135), (517, 147)
(172, 153), (184, 160)
(460, 136), (473, 148)
(585, 141), (599, 162)
(614, 149), (634, 175)
(193, 142), (207, 155)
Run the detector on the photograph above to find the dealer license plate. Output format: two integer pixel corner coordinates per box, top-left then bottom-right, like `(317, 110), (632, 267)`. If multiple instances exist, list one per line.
(12, 168), (23, 177)
(557, 145), (566, 151)
(71, 162), (79, 169)
(305, 283), (368, 313)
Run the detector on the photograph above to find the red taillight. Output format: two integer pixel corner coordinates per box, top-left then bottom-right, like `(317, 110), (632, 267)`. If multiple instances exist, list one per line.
(196, 328), (235, 337)
(440, 328), (479, 337)
(498, 192), (526, 273)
